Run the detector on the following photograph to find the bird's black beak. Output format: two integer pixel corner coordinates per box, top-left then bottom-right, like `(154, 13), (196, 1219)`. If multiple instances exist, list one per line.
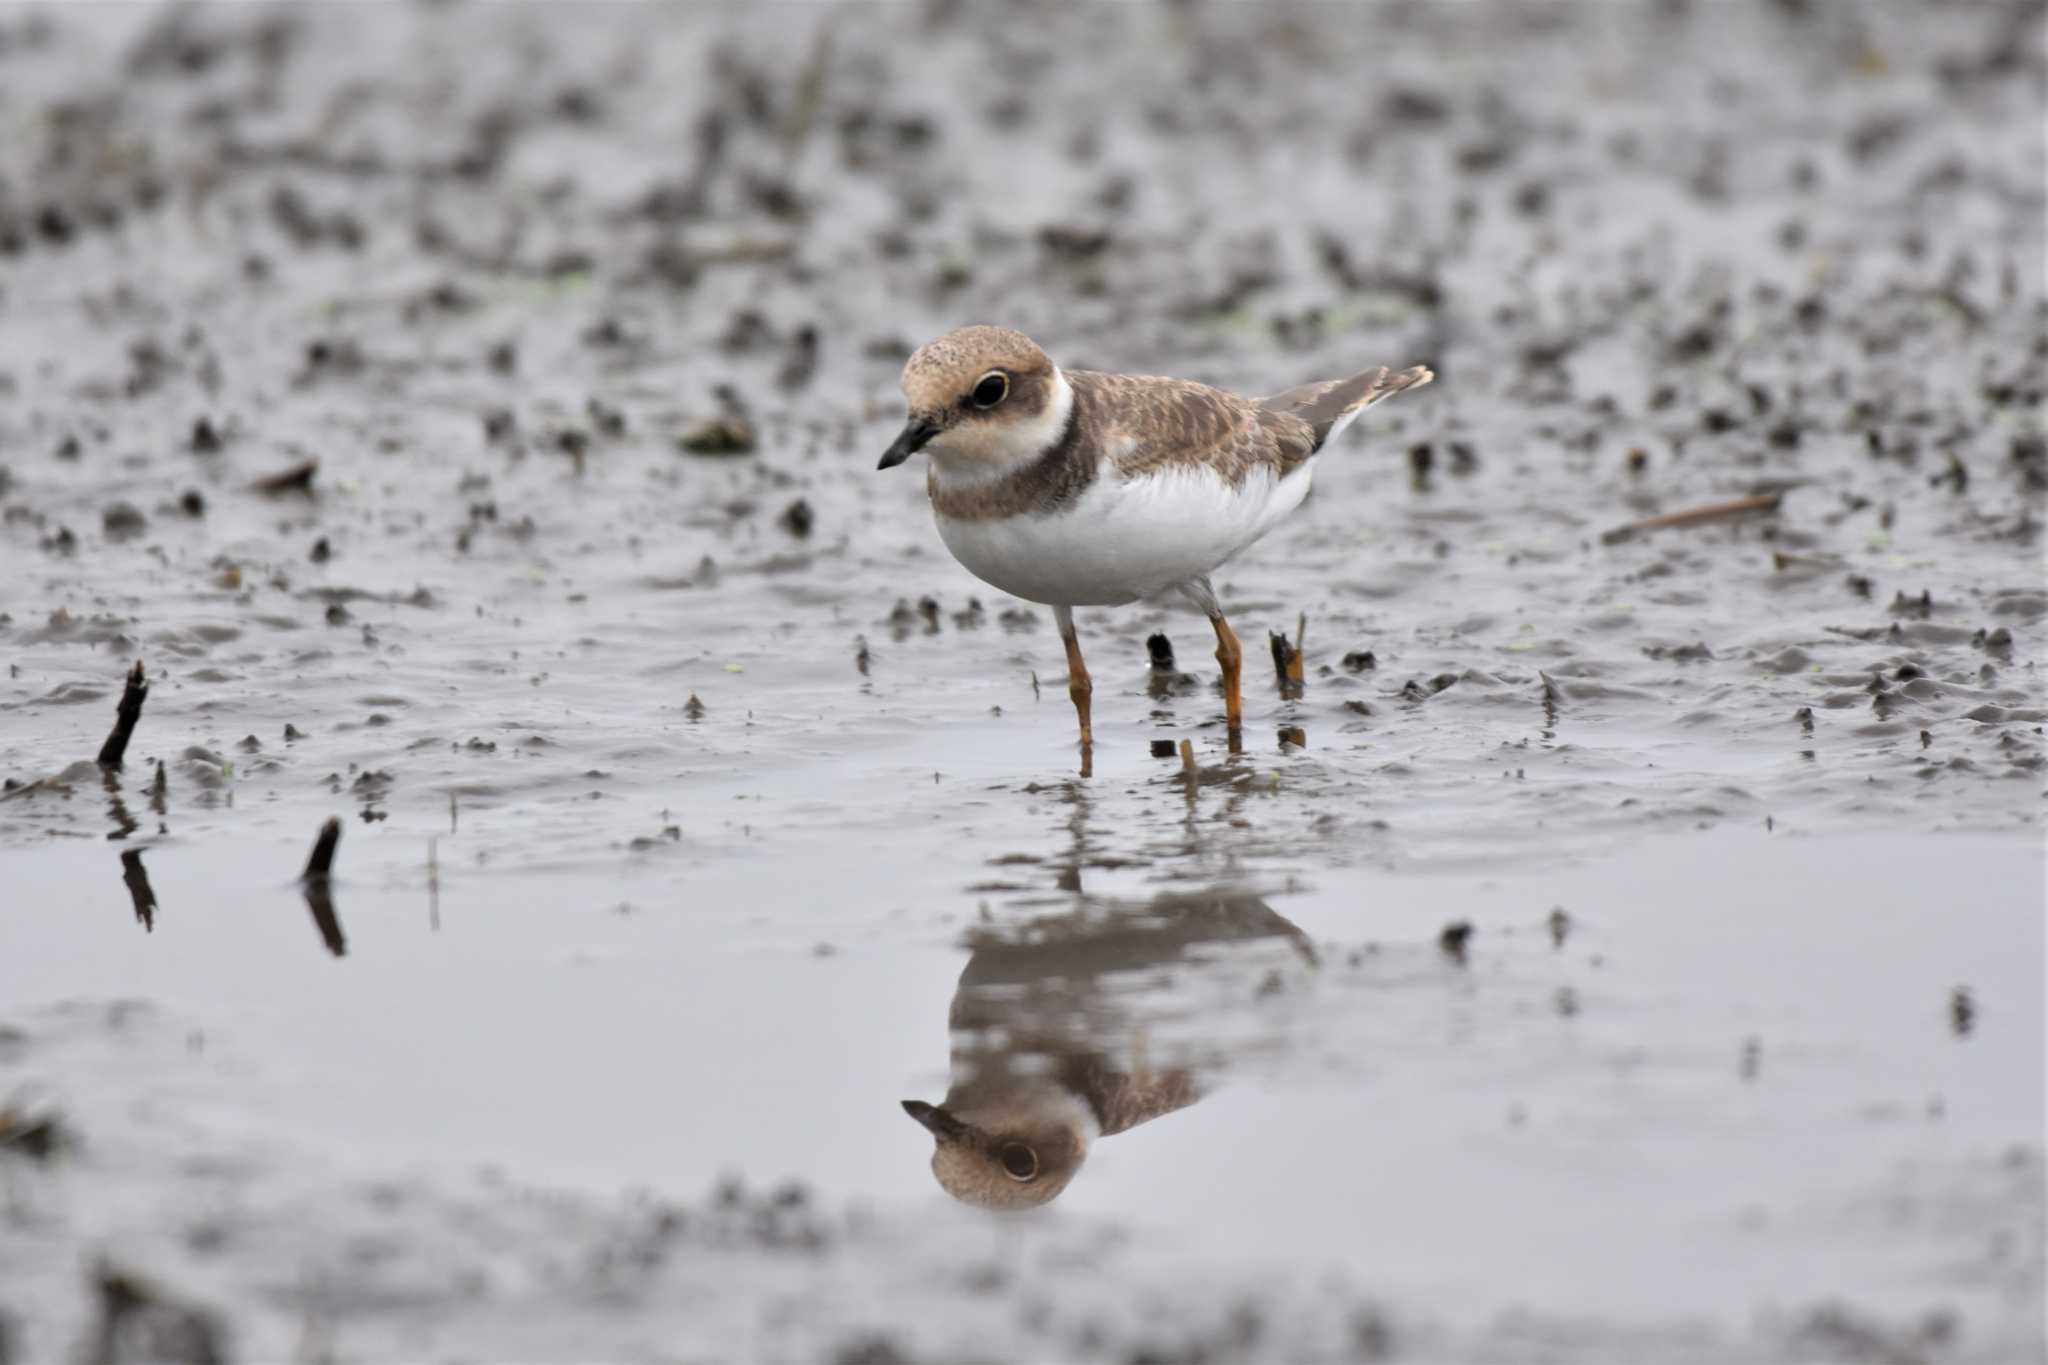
(901, 1099), (972, 1143)
(878, 418), (940, 470)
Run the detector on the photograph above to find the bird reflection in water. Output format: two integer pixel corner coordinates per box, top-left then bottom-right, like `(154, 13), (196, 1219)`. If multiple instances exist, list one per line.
(903, 887), (1316, 1208)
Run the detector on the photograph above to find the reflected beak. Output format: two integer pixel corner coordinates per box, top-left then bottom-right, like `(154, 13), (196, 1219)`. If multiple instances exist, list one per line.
(901, 1099), (972, 1143)
(878, 418), (940, 470)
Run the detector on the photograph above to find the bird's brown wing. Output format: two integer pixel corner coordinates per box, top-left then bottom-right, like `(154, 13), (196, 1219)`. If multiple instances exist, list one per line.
(1068, 370), (1318, 485)
(1259, 364), (1435, 452)
(1062, 1056), (1203, 1136)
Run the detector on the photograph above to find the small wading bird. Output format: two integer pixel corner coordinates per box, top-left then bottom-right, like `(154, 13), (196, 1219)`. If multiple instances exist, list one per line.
(901, 887), (1318, 1209)
(879, 326), (1432, 768)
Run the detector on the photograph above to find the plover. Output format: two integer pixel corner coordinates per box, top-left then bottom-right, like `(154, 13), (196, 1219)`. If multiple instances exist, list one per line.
(879, 325), (1432, 762)
(902, 887), (1317, 1209)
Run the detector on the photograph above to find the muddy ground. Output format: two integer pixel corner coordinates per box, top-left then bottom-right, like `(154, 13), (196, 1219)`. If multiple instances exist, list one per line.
(0, 2), (2043, 1361)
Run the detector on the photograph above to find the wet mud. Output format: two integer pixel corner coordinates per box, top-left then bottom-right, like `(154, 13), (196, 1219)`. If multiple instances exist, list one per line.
(1, 2), (2043, 1361)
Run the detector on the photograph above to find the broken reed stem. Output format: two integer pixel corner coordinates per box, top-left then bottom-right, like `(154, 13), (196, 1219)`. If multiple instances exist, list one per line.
(96, 662), (149, 768)
(1269, 629), (1305, 688)
(302, 816), (342, 880)
(1601, 492), (1782, 544)
(1178, 738), (1196, 775)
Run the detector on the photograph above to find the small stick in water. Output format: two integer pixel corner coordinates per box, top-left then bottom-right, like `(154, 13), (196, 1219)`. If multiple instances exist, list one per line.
(300, 818), (346, 957)
(1178, 738), (1196, 775)
(250, 457), (319, 495)
(97, 662), (149, 769)
(302, 817), (342, 881)
(1600, 492), (1783, 544)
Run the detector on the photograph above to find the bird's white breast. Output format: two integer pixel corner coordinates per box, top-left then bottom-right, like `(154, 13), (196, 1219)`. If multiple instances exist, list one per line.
(935, 460), (1312, 607)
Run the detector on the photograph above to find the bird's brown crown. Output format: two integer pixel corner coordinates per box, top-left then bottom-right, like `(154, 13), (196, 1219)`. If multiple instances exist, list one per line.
(899, 324), (1054, 420)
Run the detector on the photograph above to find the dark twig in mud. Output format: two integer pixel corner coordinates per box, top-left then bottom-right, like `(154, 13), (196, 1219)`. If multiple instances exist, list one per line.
(96, 662), (148, 768)
(250, 457), (319, 495)
(1269, 613), (1307, 695)
(1600, 492), (1782, 544)
(120, 849), (158, 931)
(302, 817), (343, 880)
(300, 820), (347, 955)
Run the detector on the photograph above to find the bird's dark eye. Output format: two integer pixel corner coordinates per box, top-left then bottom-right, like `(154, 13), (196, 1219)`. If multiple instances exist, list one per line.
(997, 1141), (1038, 1181)
(971, 371), (1009, 409)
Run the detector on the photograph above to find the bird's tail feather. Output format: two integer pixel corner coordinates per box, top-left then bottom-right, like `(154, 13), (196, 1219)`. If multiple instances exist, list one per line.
(1261, 364), (1434, 450)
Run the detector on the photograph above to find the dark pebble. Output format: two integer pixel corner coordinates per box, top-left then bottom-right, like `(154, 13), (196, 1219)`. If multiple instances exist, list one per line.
(102, 503), (147, 538)
(1439, 921), (1474, 961)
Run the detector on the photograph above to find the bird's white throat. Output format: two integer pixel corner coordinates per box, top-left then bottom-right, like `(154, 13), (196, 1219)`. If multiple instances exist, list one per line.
(928, 366), (1073, 488)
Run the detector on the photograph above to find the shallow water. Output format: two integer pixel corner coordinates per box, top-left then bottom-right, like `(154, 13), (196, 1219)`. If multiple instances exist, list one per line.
(1, 1), (2043, 1360)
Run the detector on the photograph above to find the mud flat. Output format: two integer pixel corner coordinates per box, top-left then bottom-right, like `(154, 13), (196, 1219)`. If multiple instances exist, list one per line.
(1, 2), (2042, 1360)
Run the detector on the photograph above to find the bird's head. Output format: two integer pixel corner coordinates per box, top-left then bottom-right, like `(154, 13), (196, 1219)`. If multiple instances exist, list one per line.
(879, 325), (1070, 477)
(900, 1087), (1094, 1210)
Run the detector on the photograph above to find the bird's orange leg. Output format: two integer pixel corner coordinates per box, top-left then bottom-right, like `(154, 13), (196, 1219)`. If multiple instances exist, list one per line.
(1055, 605), (1093, 774)
(1179, 576), (1244, 752)
(1211, 612), (1244, 740)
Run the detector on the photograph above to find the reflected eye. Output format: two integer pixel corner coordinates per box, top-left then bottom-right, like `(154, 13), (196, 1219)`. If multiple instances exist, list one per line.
(971, 371), (1009, 409)
(997, 1141), (1038, 1181)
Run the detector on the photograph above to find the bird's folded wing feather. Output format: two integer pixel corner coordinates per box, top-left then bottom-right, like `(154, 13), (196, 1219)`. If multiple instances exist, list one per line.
(1070, 370), (1318, 485)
